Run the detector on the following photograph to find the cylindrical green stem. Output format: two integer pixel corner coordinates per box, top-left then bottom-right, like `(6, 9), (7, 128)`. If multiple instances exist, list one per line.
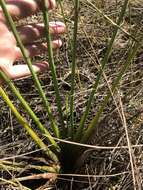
(75, 0), (129, 141)
(69, 0), (80, 138)
(1, 160), (59, 173)
(0, 72), (59, 151)
(81, 41), (140, 143)
(42, 0), (65, 137)
(0, 87), (59, 163)
(0, 0), (59, 138)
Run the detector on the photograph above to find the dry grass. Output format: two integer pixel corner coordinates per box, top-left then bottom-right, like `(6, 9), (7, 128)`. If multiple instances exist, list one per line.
(0, 0), (143, 189)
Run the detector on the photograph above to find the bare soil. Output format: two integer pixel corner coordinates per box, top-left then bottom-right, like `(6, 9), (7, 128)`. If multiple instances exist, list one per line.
(0, 0), (143, 189)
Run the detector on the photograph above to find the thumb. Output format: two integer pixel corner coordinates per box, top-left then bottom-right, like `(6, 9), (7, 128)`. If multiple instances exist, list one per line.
(0, 61), (49, 81)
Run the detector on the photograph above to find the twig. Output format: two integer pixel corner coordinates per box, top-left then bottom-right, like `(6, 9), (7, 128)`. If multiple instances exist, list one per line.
(53, 137), (143, 150)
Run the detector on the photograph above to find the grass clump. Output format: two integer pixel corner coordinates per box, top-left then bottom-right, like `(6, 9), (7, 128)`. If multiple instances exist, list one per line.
(0, 0), (143, 189)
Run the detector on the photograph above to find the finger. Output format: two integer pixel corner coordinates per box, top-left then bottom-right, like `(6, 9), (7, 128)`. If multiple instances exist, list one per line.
(17, 21), (66, 45)
(1, 61), (49, 80)
(0, 0), (56, 22)
(15, 39), (62, 60)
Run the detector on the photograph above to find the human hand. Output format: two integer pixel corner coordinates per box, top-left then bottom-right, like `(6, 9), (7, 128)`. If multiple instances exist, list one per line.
(0, 0), (65, 84)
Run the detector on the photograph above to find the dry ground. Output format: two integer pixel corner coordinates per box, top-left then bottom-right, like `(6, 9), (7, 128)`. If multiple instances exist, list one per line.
(0, 0), (143, 189)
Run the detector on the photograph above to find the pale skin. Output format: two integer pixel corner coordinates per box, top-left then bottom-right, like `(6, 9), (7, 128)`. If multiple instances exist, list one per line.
(0, 0), (66, 84)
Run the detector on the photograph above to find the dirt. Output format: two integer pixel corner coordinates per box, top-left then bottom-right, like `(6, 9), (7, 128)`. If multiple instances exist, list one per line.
(0, 0), (143, 189)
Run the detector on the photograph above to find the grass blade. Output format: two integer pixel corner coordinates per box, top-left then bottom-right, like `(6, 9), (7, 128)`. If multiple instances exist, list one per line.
(85, 0), (139, 44)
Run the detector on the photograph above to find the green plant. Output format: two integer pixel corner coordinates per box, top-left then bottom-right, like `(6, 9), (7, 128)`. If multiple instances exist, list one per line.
(0, 0), (142, 188)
